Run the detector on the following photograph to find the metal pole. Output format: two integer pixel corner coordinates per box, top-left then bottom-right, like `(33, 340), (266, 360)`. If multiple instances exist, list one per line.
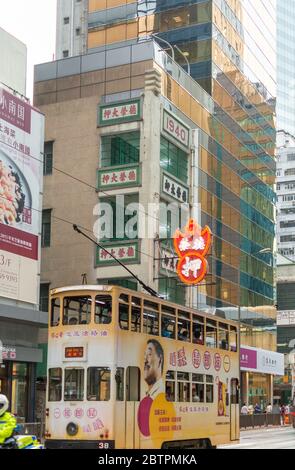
(151, 33), (175, 61)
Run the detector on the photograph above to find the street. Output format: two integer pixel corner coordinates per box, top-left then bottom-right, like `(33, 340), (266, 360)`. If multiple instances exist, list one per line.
(219, 426), (295, 449)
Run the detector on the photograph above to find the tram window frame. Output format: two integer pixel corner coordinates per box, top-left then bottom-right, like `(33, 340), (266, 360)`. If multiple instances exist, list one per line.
(131, 296), (141, 333)
(192, 314), (204, 345)
(143, 305), (159, 336)
(206, 375), (214, 403)
(87, 367), (111, 401)
(177, 371), (190, 402)
(50, 297), (60, 327)
(165, 370), (175, 401)
(205, 319), (217, 348)
(119, 299), (129, 330)
(94, 295), (112, 325)
(161, 314), (176, 339)
(64, 368), (84, 401)
(63, 296), (92, 326)
(218, 323), (229, 350)
(192, 373), (205, 403)
(115, 367), (124, 401)
(177, 316), (191, 342)
(161, 304), (176, 316)
(229, 326), (237, 352)
(48, 368), (62, 402)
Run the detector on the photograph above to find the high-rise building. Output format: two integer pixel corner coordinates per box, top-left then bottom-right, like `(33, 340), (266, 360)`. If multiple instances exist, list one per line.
(277, 130), (295, 261)
(55, 0), (88, 59)
(277, 0), (295, 136)
(36, 0), (279, 406)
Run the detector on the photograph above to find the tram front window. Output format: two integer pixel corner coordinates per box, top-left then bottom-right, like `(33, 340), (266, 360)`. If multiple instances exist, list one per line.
(63, 296), (91, 325)
(64, 368), (84, 401)
(95, 295), (112, 324)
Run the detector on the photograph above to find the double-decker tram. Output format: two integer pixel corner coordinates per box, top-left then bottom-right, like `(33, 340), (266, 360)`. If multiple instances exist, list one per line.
(45, 285), (240, 449)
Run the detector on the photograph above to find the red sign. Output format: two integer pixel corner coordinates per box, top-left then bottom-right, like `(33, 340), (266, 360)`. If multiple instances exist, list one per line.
(174, 219), (212, 285)
(65, 347), (84, 358)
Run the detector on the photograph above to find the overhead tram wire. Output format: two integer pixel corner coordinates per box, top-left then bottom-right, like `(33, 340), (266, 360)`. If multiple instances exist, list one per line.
(73, 224), (160, 298)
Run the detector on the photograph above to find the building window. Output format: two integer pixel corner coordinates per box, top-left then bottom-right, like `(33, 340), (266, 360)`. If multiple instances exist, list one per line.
(42, 209), (52, 247)
(285, 168), (295, 176)
(43, 141), (53, 175)
(63, 50), (69, 58)
(287, 153), (295, 161)
(76, 28), (81, 36)
(159, 277), (185, 306)
(160, 136), (188, 183)
(100, 194), (138, 242)
(39, 283), (50, 312)
(100, 132), (140, 167)
(64, 17), (70, 25)
(280, 235), (295, 243)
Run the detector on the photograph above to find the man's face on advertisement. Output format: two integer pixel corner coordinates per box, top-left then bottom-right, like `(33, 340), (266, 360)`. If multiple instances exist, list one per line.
(144, 342), (162, 386)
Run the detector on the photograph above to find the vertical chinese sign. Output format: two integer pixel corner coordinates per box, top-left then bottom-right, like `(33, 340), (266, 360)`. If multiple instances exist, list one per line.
(0, 87), (44, 303)
(174, 219), (212, 285)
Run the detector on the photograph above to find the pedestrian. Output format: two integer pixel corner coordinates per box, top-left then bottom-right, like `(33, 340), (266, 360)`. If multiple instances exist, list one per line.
(254, 403), (262, 414)
(266, 403), (272, 413)
(280, 404), (286, 425)
(241, 403), (248, 415)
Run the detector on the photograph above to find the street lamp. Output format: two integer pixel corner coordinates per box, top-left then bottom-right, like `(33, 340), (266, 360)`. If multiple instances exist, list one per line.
(174, 44), (191, 76)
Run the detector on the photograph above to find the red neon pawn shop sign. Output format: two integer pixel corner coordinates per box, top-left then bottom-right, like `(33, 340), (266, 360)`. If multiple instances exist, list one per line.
(174, 219), (212, 285)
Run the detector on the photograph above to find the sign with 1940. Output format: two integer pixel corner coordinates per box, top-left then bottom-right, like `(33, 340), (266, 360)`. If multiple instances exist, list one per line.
(163, 109), (190, 149)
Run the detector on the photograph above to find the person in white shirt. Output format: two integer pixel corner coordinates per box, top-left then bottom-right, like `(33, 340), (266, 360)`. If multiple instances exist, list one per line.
(241, 403), (248, 415)
(266, 403), (272, 413)
(144, 339), (165, 399)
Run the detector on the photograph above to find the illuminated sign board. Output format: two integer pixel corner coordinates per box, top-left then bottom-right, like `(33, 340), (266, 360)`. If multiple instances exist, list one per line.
(174, 219), (212, 285)
(65, 347), (84, 358)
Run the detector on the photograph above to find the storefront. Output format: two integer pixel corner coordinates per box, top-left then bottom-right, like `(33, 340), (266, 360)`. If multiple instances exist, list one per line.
(240, 346), (284, 410)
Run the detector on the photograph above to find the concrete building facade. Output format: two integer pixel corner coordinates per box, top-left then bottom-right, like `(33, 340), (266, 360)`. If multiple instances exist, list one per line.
(0, 28), (46, 422)
(55, 0), (88, 60)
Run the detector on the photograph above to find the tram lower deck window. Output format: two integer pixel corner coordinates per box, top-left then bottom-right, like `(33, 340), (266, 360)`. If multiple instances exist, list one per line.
(48, 368), (62, 401)
(64, 368), (84, 401)
(87, 367), (110, 401)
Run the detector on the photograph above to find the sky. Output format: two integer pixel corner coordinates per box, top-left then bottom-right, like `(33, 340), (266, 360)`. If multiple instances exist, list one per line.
(1, 0), (57, 100)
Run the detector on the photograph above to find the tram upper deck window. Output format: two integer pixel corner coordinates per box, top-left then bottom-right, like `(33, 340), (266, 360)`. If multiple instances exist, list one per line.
(131, 297), (141, 333)
(143, 301), (159, 336)
(64, 368), (84, 401)
(94, 295), (112, 324)
(50, 297), (60, 327)
(177, 312), (191, 342)
(229, 326), (237, 352)
(161, 315), (175, 339)
(87, 367), (110, 401)
(193, 314), (204, 345)
(119, 295), (129, 330)
(218, 323), (229, 350)
(48, 368), (62, 402)
(206, 319), (217, 348)
(63, 296), (91, 325)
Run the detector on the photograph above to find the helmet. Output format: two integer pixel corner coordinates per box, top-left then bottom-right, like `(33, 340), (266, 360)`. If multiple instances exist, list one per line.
(0, 394), (9, 416)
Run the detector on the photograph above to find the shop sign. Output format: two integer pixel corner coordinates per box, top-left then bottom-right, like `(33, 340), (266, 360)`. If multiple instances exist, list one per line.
(159, 248), (178, 275)
(162, 109), (190, 149)
(174, 219), (212, 285)
(98, 99), (141, 127)
(240, 345), (284, 376)
(97, 164), (141, 190)
(162, 172), (189, 203)
(1, 345), (16, 361)
(96, 241), (139, 266)
(277, 310), (295, 326)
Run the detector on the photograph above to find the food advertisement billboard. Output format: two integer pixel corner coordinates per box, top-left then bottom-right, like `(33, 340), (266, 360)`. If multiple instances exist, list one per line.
(0, 86), (44, 304)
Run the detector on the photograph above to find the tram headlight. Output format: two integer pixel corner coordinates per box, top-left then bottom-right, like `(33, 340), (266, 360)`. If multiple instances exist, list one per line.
(66, 422), (79, 436)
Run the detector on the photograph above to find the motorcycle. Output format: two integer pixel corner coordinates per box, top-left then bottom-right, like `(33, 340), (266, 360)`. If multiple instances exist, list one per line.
(0, 425), (44, 449)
